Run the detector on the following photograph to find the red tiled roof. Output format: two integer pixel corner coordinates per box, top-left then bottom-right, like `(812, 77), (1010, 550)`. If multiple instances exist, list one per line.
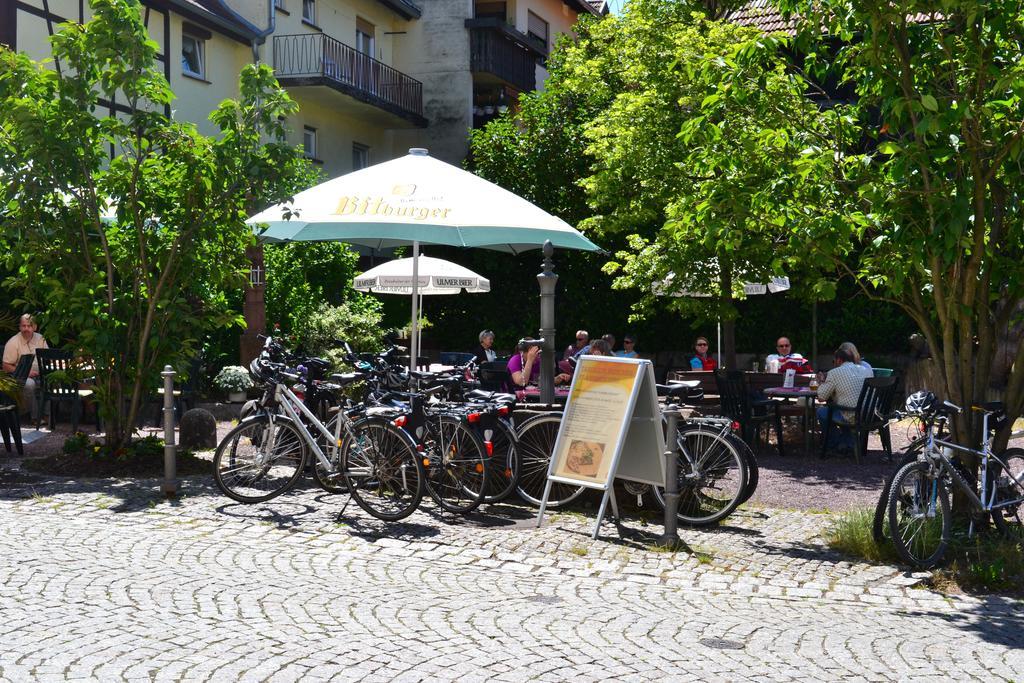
(727, 0), (796, 35)
(728, 2), (940, 36)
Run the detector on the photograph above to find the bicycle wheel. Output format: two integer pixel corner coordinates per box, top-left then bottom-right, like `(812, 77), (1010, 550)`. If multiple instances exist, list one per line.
(872, 445), (922, 544)
(888, 461), (951, 568)
(652, 426), (748, 526)
(423, 415), (489, 514)
(515, 413), (586, 507)
(481, 417), (521, 504)
(311, 414), (349, 494)
(727, 432), (758, 506)
(342, 417), (424, 521)
(213, 416), (306, 503)
(990, 447), (1024, 542)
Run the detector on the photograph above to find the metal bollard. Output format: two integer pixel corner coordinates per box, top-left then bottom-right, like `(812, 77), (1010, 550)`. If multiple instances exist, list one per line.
(656, 407), (682, 548)
(161, 365), (178, 496)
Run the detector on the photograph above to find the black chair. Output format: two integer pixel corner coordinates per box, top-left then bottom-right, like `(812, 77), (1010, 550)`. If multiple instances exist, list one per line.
(440, 351), (476, 366)
(478, 360), (512, 392)
(0, 390), (23, 456)
(820, 375), (898, 463)
(10, 354), (34, 384)
(715, 369), (785, 456)
(396, 355), (431, 370)
(36, 348), (98, 432)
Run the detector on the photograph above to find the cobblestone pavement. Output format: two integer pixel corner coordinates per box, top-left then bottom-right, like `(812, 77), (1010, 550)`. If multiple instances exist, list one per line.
(0, 470), (1021, 681)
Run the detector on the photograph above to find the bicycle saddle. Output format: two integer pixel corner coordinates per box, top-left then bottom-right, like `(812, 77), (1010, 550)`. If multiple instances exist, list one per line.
(465, 389), (516, 403)
(656, 383), (704, 401)
(971, 401), (1004, 414)
(328, 372), (363, 386)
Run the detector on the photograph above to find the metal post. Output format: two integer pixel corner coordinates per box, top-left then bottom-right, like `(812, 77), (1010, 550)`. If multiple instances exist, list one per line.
(656, 408), (681, 547)
(537, 240), (558, 403)
(161, 365), (178, 497)
(410, 240), (420, 370)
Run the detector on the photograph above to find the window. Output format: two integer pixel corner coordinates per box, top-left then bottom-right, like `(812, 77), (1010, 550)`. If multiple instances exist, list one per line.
(303, 126), (317, 159)
(302, 0), (315, 23)
(355, 18), (375, 56)
(474, 0), (507, 20)
(527, 11), (548, 50)
(181, 34), (205, 78)
(352, 143), (370, 170)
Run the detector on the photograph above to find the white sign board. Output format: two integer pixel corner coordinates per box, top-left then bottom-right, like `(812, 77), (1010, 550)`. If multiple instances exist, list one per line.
(536, 356), (665, 538)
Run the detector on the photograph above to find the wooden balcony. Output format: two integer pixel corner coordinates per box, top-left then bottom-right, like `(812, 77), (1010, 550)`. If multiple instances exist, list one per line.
(466, 18), (544, 93)
(273, 33), (426, 127)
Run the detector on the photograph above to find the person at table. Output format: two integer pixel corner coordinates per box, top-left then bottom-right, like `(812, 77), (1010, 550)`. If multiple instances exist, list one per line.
(845, 342), (873, 372)
(472, 329), (497, 365)
(509, 338), (571, 388)
(563, 330), (589, 361)
(815, 343), (873, 453)
(689, 336), (717, 370)
(3, 313), (48, 419)
(601, 333), (616, 354)
(615, 334), (639, 358)
(766, 336), (813, 373)
(587, 338), (611, 356)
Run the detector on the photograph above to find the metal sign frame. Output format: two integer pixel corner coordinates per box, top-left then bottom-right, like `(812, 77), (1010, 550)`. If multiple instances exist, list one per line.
(535, 356), (665, 539)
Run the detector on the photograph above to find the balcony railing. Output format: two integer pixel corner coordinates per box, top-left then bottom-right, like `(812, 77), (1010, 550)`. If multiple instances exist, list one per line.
(273, 33), (424, 120)
(467, 20), (539, 93)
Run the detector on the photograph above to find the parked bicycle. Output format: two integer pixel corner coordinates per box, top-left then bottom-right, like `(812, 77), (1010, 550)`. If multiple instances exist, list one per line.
(885, 391), (1024, 568)
(513, 381), (757, 526)
(213, 338), (425, 521)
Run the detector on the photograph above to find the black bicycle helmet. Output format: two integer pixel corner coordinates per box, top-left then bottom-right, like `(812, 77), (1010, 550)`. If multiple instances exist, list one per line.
(904, 391), (935, 415)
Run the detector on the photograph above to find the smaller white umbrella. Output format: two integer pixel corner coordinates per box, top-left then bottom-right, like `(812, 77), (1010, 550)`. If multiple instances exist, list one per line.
(354, 256), (490, 359)
(353, 256), (490, 295)
(655, 271), (792, 367)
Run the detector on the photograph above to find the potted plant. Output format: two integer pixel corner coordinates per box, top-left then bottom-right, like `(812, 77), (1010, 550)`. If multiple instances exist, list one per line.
(213, 365), (254, 403)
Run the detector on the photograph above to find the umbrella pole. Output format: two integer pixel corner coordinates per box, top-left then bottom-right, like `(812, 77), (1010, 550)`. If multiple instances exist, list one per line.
(410, 241), (420, 370)
(717, 319), (722, 369)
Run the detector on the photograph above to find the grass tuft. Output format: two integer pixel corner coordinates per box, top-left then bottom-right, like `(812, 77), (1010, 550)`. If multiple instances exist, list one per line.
(825, 508), (898, 564)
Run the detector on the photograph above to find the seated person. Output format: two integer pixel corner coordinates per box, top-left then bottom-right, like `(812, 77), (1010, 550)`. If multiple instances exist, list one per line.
(472, 329), (497, 365)
(563, 330), (589, 361)
(601, 333), (616, 354)
(815, 343), (873, 453)
(689, 336), (717, 370)
(766, 336), (813, 373)
(508, 338), (571, 388)
(585, 338), (611, 357)
(615, 334), (639, 358)
(2, 314), (48, 419)
(842, 341), (873, 372)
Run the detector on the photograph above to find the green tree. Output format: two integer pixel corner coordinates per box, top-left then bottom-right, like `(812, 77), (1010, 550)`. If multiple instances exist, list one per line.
(263, 242), (365, 332)
(774, 0), (1024, 444)
(538, 0), (842, 367)
(0, 0), (316, 448)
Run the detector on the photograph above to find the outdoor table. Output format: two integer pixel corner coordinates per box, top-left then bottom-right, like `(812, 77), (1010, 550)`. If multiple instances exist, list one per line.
(519, 386), (570, 404)
(763, 386), (818, 454)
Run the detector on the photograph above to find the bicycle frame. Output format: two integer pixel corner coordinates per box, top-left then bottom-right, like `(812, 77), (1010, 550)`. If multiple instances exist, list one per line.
(919, 410), (1024, 514)
(268, 381), (349, 474)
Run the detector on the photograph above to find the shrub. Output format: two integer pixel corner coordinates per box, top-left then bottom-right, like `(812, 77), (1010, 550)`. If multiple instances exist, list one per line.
(213, 366), (254, 393)
(300, 298), (385, 367)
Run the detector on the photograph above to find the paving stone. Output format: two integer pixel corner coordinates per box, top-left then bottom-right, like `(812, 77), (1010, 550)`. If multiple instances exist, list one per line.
(0, 473), (1021, 680)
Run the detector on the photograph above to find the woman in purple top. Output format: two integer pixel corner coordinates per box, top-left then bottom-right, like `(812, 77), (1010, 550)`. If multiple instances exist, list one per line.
(508, 338), (571, 387)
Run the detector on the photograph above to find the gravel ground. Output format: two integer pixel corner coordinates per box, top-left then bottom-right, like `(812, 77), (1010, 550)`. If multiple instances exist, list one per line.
(5, 417), (1022, 514)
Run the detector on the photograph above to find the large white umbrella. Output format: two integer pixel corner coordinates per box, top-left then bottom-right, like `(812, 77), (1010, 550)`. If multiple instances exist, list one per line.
(248, 148), (600, 365)
(354, 256), (490, 356)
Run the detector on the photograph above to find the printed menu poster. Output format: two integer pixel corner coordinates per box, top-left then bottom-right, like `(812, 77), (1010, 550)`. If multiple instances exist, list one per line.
(550, 358), (641, 487)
